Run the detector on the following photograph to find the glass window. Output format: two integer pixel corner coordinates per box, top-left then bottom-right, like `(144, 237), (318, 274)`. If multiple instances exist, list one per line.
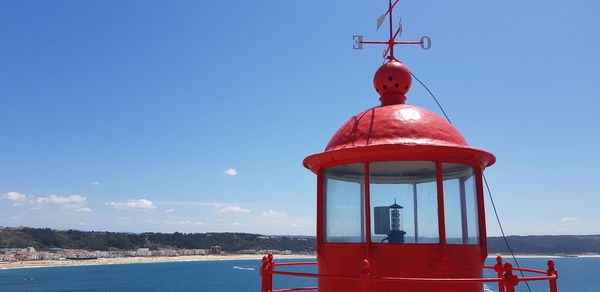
(324, 163), (365, 243)
(443, 163), (479, 245)
(369, 161), (439, 244)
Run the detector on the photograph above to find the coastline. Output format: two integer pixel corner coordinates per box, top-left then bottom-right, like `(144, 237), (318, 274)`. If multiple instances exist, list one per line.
(2, 253), (599, 270)
(0, 254), (314, 270)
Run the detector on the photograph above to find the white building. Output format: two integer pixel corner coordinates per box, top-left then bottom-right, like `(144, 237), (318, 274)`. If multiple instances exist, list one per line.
(136, 248), (150, 257)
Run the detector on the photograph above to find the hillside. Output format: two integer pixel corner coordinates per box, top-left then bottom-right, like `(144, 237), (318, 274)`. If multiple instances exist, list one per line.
(1, 227), (599, 255)
(0, 228), (315, 253)
(487, 235), (600, 255)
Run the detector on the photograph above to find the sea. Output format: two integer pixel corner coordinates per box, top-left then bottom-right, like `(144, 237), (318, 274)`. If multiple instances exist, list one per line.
(0, 257), (598, 291)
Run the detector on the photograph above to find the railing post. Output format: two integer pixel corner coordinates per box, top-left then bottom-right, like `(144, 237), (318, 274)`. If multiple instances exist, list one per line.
(547, 259), (558, 292)
(260, 255), (269, 292)
(260, 254), (274, 292)
(268, 254), (275, 292)
(493, 256), (505, 292)
(360, 259), (372, 292)
(503, 261), (519, 292)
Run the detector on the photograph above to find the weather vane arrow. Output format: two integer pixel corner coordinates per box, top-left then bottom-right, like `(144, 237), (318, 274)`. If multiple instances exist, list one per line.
(353, 0), (431, 60)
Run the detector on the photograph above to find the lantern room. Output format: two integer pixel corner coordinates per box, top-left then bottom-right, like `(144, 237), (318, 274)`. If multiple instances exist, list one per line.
(302, 59), (496, 292)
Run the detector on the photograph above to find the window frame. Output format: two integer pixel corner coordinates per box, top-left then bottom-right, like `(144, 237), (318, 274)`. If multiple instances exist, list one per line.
(318, 160), (485, 248)
(367, 160), (439, 245)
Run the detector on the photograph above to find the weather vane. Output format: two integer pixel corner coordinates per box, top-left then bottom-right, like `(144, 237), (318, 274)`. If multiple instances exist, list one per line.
(353, 0), (431, 60)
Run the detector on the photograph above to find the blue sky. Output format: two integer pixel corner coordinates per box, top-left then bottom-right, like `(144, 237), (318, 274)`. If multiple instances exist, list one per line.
(0, 0), (598, 236)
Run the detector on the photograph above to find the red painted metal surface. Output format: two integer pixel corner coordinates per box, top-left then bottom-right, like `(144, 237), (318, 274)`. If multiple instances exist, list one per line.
(476, 168), (489, 260)
(300, 58), (497, 290)
(363, 163), (373, 255)
(261, 255), (558, 292)
(373, 60), (411, 105)
(436, 162), (448, 249)
(325, 102), (468, 150)
(321, 99), (486, 152)
(304, 144), (494, 173)
(303, 71), (495, 173)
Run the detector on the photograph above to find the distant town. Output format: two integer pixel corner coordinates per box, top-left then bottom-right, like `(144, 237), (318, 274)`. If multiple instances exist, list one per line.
(0, 245), (305, 263)
(0, 226), (316, 264)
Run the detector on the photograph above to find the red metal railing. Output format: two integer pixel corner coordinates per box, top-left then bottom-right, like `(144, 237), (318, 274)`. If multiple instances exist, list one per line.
(260, 255), (558, 292)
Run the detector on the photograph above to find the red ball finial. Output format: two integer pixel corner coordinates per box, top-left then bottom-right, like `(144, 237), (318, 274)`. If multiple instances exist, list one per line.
(374, 59), (412, 106)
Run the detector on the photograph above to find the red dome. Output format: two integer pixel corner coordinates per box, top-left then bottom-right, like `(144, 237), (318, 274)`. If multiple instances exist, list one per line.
(303, 103), (495, 172)
(302, 60), (495, 173)
(325, 104), (467, 151)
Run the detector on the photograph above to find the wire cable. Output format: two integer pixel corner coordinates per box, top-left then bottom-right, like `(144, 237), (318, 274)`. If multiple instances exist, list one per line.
(411, 71), (532, 292)
(410, 72), (452, 124)
(484, 174), (532, 291)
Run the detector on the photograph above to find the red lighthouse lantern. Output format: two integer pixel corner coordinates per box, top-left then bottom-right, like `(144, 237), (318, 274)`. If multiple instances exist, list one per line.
(302, 57), (495, 291)
(300, 2), (496, 288)
(260, 1), (559, 291)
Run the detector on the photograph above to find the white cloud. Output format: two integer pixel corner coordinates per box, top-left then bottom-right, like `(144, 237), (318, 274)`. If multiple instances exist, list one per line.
(560, 217), (577, 223)
(232, 222), (243, 227)
(224, 168), (238, 176)
(159, 201), (223, 207)
(262, 210), (288, 218)
(106, 199), (157, 210)
(219, 205), (251, 213)
(164, 209), (175, 213)
(1, 192), (27, 206)
(161, 220), (204, 226)
(2, 192), (92, 211)
(92, 181), (102, 186)
(35, 195), (87, 209)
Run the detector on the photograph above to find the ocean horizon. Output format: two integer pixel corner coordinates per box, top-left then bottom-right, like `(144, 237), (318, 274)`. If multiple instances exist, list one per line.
(1, 257), (598, 291)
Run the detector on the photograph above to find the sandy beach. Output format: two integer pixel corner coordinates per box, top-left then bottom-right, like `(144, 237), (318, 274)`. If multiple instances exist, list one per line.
(0, 254), (315, 270)
(1, 253), (599, 270)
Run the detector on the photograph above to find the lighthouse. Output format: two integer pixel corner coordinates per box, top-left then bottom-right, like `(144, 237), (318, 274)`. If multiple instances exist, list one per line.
(301, 56), (495, 291)
(260, 1), (559, 291)
(299, 1), (496, 289)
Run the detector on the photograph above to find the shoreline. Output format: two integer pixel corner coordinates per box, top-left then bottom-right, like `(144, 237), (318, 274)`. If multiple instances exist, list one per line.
(1, 253), (599, 270)
(0, 254), (314, 270)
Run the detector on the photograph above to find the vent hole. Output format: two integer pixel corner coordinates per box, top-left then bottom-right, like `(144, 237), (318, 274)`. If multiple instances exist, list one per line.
(394, 83), (399, 88)
(388, 76), (393, 81)
(383, 85), (387, 89)
(376, 89), (379, 93)
(404, 85), (409, 90)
